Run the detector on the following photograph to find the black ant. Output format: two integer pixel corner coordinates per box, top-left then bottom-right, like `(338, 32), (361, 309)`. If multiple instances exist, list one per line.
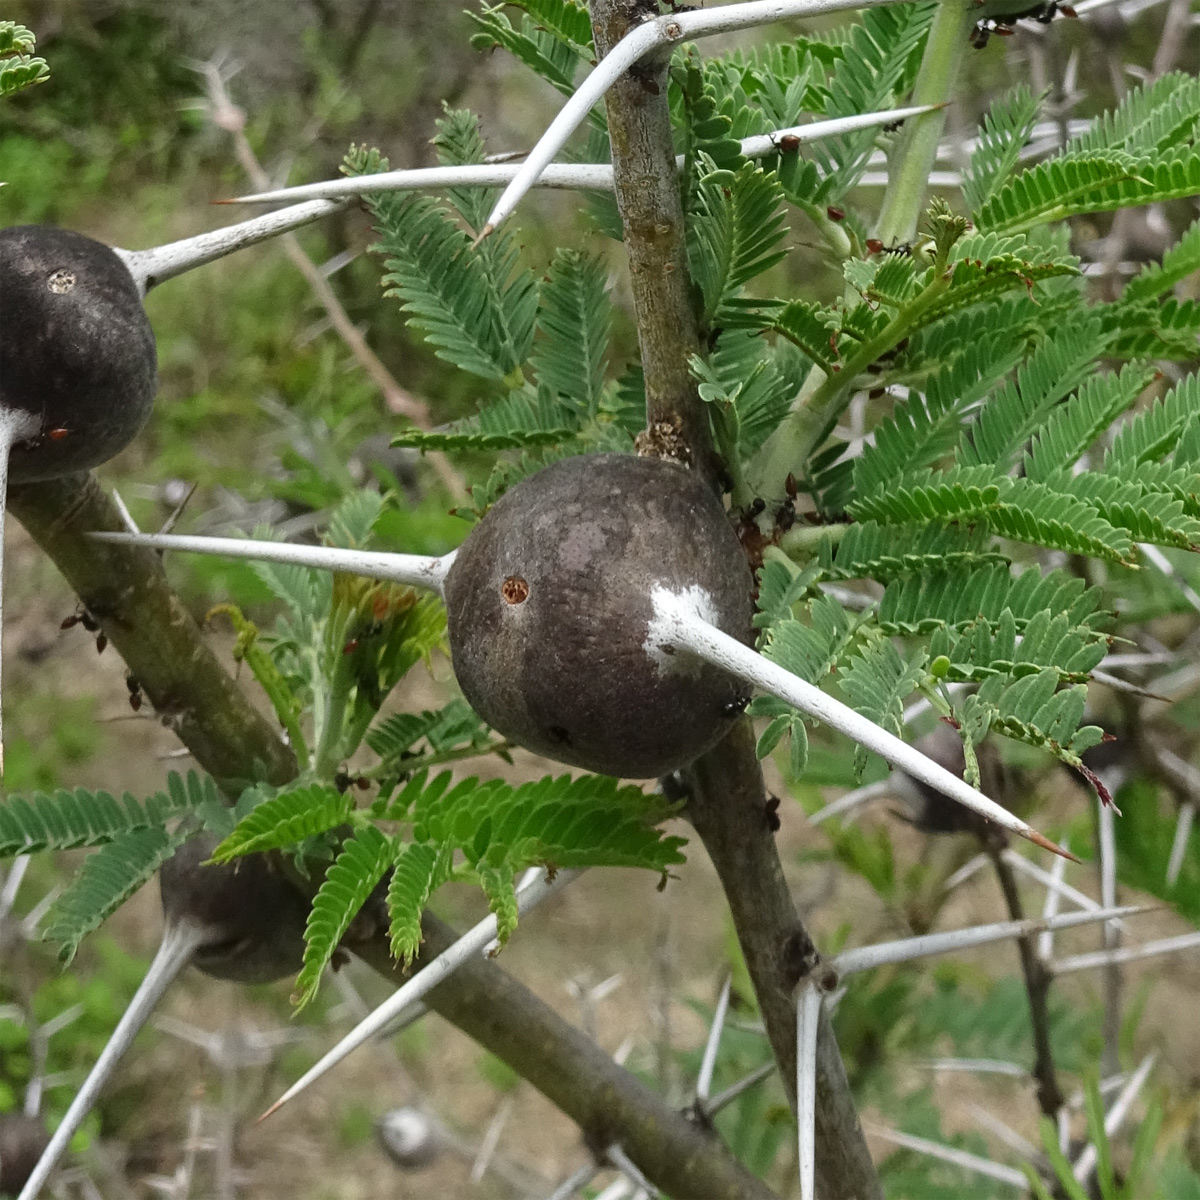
(865, 238), (913, 256)
(62, 604), (109, 653)
(126, 674), (144, 712)
(61, 605), (99, 633)
(970, 1), (1073, 47)
(764, 795), (782, 833)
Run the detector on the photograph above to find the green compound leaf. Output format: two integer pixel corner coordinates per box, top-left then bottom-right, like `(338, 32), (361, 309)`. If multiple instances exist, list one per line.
(0, 773), (219, 858)
(44, 827), (189, 964)
(210, 784), (354, 862)
(295, 826), (395, 1009)
(530, 249), (612, 419)
(478, 863), (519, 949)
(386, 842), (454, 964)
(963, 84), (1043, 215)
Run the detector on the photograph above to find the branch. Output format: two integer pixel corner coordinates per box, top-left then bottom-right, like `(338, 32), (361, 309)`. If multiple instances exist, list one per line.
(591, 0), (717, 483)
(984, 842), (1065, 1117)
(9, 473), (298, 792)
(352, 913), (781, 1200)
(13, 471), (776, 1200)
(684, 720), (883, 1200)
(590, 8), (877, 1192)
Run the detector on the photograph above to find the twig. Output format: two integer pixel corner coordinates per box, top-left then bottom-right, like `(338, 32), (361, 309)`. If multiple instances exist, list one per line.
(985, 844), (1065, 1117)
(197, 63), (467, 501)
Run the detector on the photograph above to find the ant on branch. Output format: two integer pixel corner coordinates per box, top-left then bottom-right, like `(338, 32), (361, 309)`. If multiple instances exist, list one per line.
(61, 604), (108, 653)
(969, 0), (1076, 48)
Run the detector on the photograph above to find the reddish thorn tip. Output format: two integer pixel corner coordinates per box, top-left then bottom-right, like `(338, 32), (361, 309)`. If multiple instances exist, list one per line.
(1026, 828), (1080, 863)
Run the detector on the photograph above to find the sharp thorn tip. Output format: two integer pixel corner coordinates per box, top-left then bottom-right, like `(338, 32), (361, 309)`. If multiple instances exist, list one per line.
(1026, 828), (1079, 862)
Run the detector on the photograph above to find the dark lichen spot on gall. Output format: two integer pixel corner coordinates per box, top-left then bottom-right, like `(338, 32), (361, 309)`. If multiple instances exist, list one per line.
(444, 453), (754, 779)
(0, 225), (157, 482)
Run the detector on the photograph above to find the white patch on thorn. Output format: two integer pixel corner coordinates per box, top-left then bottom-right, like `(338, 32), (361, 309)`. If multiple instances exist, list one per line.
(644, 584), (720, 675)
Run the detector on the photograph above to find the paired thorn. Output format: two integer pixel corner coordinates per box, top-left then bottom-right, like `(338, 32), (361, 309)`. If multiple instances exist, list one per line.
(218, 106), (940, 208)
(479, 0), (947, 238)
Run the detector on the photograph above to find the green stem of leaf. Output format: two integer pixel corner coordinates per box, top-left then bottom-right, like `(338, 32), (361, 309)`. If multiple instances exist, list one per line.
(750, 270), (953, 499)
(873, 0), (970, 246)
(363, 740), (514, 782)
